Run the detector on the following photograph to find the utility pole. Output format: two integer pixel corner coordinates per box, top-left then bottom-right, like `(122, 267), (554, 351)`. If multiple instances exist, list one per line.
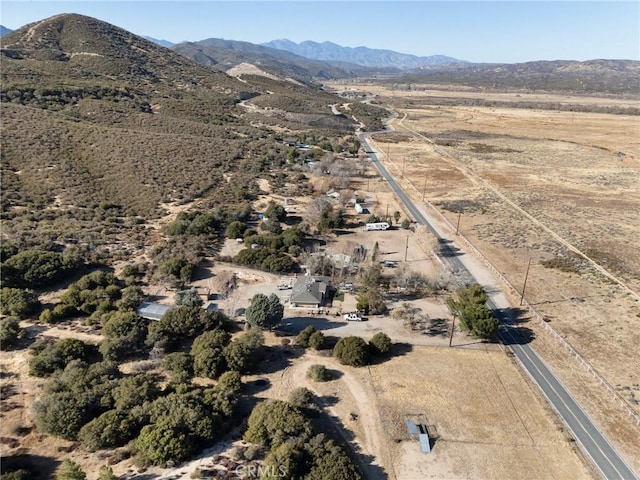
(449, 315), (456, 347)
(520, 257), (532, 305)
(386, 203), (389, 218)
(455, 212), (461, 235)
(422, 174), (427, 200)
(402, 156), (406, 176)
(404, 236), (409, 262)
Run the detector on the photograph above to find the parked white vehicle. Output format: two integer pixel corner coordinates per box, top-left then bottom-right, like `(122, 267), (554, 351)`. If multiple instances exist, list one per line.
(344, 313), (362, 321)
(365, 222), (390, 231)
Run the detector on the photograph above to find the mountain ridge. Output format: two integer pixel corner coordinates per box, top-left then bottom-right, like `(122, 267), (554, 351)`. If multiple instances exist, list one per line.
(171, 37), (356, 83)
(261, 38), (465, 68)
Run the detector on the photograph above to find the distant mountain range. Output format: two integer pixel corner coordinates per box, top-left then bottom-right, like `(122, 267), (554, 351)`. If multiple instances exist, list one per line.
(0, 25), (13, 37)
(143, 36), (174, 48)
(261, 39), (465, 69)
(3, 16), (638, 95)
(171, 38), (358, 84)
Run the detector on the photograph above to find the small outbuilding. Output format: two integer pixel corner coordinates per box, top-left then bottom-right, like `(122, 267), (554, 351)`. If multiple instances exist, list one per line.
(137, 302), (171, 321)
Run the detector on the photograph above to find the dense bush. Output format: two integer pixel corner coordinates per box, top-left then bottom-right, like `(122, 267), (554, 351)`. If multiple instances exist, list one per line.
(174, 287), (203, 307)
(0, 317), (23, 349)
(221, 341), (252, 373)
(112, 374), (160, 411)
(246, 399), (362, 480)
(34, 360), (121, 439)
(333, 336), (369, 367)
(225, 220), (247, 239)
(99, 310), (148, 360)
(78, 409), (141, 452)
(307, 364), (332, 382)
(163, 211), (221, 237)
(288, 387), (315, 409)
(1, 249), (81, 289)
(40, 270), (124, 322)
(191, 329), (231, 379)
(56, 459), (86, 480)
(162, 352), (194, 382)
(0, 288), (40, 318)
(147, 306), (230, 350)
(296, 325), (317, 348)
(369, 332), (392, 356)
(308, 331), (326, 350)
(244, 399), (312, 449)
(233, 247), (296, 273)
(135, 385), (239, 466)
(34, 391), (92, 440)
(29, 338), (91, 377)
(135, 420), (191, 466)
(245, 293), (284, 330)
(265, 201), (287, 222)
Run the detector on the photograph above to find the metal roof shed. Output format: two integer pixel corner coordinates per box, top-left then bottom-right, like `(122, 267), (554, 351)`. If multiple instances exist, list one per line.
(419, 433), (431, 453)
(137, 302), (171, 321)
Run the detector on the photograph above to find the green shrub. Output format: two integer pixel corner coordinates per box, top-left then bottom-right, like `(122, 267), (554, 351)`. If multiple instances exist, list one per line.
(288, 387), (315, 409)
(307, 364), (332, 382)
(308, 331), (325, 350)
(56, 459), (86, 480)
(369, 332), (391, 356)
(333, 337), (369, 367)
(0, 317), (23, 349)
(296, 325), (316, 348)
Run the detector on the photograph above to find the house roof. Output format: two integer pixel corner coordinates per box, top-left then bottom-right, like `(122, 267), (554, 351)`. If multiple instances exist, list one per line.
(290, 275), (329, 305)
(137, 302), (171, 320)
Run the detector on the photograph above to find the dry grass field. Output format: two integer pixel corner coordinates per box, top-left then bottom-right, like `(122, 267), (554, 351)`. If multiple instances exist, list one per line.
(328, 81), (640, 470)
(243, 343), (594, 480)
(362, 345), (593, 480)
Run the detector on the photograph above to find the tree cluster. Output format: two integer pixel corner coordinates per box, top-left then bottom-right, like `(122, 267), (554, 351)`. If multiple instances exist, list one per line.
(296, 325), (326, 350)
(244, 399), (362, 479)
(446, 284), (499, 339)
(29, 338), (92, 377)
(333, 333), (392, 367)
(0, 287), (40, 319)
(232, 226), (304, 273)
(38, 270), (140, 324)
(0, 248), (82, 290)
(146, 306), (230, 351)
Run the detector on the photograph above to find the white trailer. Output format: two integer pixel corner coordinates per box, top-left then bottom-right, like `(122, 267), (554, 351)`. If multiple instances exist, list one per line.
(365, 222), (390, 231)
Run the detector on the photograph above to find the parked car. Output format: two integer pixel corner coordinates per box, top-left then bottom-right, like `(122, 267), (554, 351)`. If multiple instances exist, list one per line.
(339, 282), (354, 291)
(344, 313), (362, 322)
(383, 260), (397, 267)
(277, 284), (292, 290)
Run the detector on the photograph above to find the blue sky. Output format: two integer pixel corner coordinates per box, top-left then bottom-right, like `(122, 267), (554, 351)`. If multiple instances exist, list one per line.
(1, 1), (638, 63)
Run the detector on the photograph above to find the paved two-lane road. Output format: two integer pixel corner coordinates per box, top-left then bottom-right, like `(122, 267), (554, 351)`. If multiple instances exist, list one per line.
(359, 133), (638, 480)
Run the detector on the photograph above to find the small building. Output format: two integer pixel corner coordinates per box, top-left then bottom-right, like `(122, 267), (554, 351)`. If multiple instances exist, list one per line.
(137, 302), (171, 321)
(290, 275), (330, 308)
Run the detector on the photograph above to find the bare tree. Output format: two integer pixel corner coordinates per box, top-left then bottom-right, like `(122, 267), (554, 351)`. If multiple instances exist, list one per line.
(304, 197), (334, 225)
